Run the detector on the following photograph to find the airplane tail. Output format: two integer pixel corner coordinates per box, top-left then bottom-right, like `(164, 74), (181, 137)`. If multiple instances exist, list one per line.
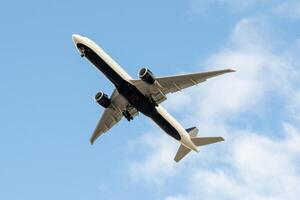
(174, 127), (224, 162)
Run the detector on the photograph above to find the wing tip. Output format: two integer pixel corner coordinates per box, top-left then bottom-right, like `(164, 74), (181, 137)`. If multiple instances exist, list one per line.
(226, 68), (236, 73)
(89, 138), (94, 145)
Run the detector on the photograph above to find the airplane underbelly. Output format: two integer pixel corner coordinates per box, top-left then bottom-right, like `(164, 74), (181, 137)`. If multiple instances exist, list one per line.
(76, 43), (130, 87)
(149, 105), (182, 141)
(74, 40), (182, 142)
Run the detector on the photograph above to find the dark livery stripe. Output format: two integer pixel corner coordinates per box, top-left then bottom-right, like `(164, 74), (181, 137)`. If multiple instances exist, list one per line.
(77, 43), (181, 141)
(77, 43), (126, 87)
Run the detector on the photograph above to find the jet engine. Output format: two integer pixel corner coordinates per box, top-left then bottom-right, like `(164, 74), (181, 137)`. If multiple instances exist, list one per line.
(139, 68), (155, 84)
(95, 92), (111, 108)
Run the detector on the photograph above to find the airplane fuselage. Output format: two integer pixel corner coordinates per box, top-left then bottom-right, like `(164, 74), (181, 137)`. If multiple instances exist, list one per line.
(73, 35), (197, 151)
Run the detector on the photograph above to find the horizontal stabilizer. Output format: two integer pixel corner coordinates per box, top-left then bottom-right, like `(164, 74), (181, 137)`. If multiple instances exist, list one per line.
(191, 137), (224, 146)
(174, 144), (191, 162)
(174, 126), (198, 162)
(174, 127), (224, 162)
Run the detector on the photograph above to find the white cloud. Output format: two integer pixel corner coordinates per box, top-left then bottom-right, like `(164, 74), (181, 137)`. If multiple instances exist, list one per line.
(186, 18), (296, 134)
(127, 15), (300, 199)
(274, 1), (300, 19)
(163, 92), (193, 114)
(129, 132), (179, 186)
(190, 0), (300, 20)
(165, 126), (300, 200)
(188, 0), (275, 14)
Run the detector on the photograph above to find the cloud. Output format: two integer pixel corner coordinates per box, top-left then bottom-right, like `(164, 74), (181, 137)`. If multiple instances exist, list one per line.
(288, 91), (300, 123)
(274, 1), (300, 19)
(188, 0), (276, 14)
(127, 14), (300, 200)
(163, 92), (193, 114)
(189, 0), (300, 20)
(165, 125), (300, 200)
(187, 17), (297, 132)
(129, 132), (179, 186)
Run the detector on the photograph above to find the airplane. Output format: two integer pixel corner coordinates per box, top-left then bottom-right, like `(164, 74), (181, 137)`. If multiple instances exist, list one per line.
(72, 34), (235, 162)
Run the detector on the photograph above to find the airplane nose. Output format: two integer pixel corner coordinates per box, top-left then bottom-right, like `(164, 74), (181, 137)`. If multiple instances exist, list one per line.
(72, 34), (82, 44)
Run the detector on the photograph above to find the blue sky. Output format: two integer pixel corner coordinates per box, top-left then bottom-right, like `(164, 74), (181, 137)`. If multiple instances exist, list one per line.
(1, 0), (300, 200)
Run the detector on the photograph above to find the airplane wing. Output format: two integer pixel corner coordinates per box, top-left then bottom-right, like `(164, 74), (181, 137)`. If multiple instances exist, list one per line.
(90, 89), (138, 144)
(131, 69), (235, 104)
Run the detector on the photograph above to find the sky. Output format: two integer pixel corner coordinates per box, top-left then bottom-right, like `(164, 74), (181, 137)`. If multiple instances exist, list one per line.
(0, 0), (300, 199)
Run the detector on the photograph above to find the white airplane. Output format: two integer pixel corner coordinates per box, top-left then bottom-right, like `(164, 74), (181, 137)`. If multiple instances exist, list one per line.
(72, 34), (235, 162)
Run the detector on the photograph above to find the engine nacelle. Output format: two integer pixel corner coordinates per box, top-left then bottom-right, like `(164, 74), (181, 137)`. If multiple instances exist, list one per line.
(139, 68), (155, 85)
(95, 92), (111, 108)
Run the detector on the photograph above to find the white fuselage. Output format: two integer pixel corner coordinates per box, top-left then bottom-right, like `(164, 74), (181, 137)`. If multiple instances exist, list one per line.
(72, 34), (198, 152)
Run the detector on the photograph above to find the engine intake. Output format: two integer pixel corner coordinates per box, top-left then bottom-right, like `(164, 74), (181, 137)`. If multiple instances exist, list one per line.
(95, 92), (111, 108)
(139, 68), (155, 85)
